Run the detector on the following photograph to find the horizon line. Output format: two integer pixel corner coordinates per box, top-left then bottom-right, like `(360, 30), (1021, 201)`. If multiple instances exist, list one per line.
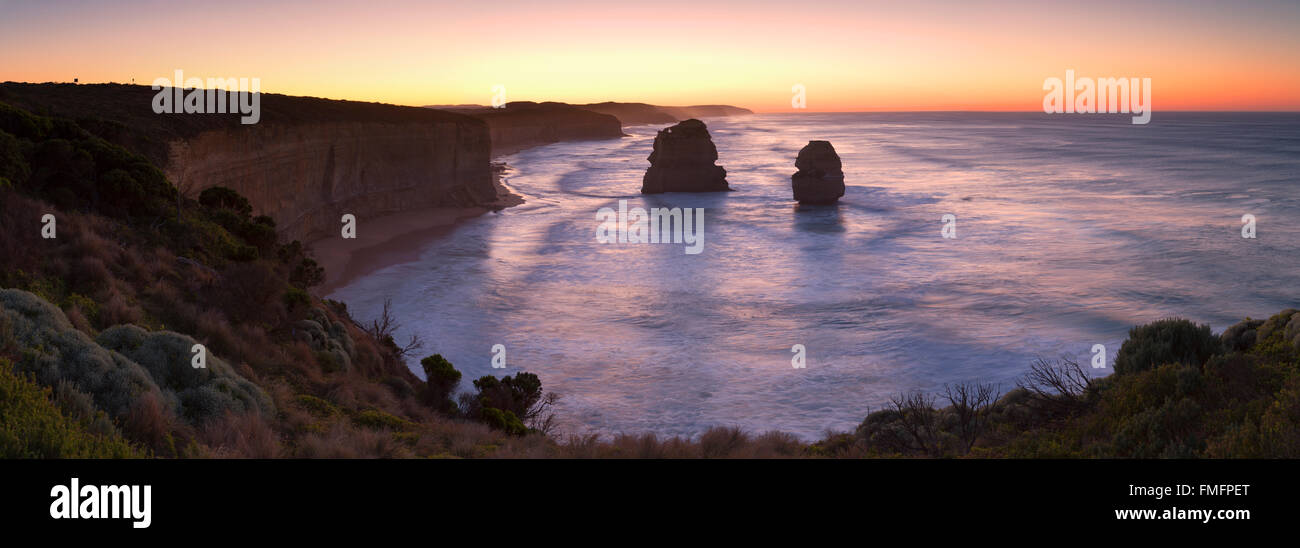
(6, 81), (1299, 114)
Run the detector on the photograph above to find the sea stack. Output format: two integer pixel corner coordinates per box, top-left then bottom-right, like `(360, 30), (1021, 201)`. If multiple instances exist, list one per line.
(641, 119), (730, 193)
(791, 140), (845, 204)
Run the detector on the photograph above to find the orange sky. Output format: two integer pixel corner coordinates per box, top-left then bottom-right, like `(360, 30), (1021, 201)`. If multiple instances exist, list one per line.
(2, 0), (1298, 112)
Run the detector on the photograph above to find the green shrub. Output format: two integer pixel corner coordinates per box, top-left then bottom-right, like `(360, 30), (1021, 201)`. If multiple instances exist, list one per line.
(0, 359), (143, 458)
(472, 372), (543, 419)
(479, 407), (526, 436)
(1256, 309), (1300, 353)
(283, 287), (311, 312)
(353, 409), (415, 431)
(0, 130), (31, 184)
(420, 354), (461, 412)
(314, 350), (343, 373)
(294, 394), (341, 418)
(1113, 318), (1219, 376)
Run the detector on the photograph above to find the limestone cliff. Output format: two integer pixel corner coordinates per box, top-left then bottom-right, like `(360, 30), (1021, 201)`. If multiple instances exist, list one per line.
(455, 101), (626, 155)
(0, 83), (498, 243)
(164, 119), (493, 242)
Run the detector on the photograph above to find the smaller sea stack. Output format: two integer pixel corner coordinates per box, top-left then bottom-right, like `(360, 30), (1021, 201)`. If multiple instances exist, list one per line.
(791, 140), (845, 204)
(641, 119), (730, 193)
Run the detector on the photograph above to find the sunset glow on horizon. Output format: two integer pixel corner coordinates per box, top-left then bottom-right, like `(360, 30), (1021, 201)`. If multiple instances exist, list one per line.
(3, 0), (1298, 112)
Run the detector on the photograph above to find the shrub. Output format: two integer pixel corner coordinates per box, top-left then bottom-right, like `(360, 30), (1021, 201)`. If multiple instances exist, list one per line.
(1, 288), (164, 419)
(420, 354), (461, 413)
(293, 308), (354, 372)
(472, 372), (542, 419)
(0, 359), (143, 458)
(1256, 309), (1300, 353)
(283, 286), (311, 312)
(197, 411), (281, 458)
(353, 409), (416, 431)
(699, 426), (750, 458)
(96, 324), (275, 423)
(294, 394), (342, 418)
(198, 186), (253, 217)
(479, 407), (527, 436)
(1113, 318), (1219, 376)
(290, 257), (324, 289)
(1221, 318), (1265, 352)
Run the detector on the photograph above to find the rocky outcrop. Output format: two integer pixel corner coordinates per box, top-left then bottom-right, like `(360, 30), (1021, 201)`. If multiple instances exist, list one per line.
(791, 140), (845, 204)
(641, 119), (730, 194)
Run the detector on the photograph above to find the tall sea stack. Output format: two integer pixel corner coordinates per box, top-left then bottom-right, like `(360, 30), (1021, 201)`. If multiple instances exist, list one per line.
(641, 119), (730, 193)
(791, 140), (845, 204)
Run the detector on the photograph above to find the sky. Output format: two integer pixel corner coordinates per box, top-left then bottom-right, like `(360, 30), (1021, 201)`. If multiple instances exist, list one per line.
(1, 0), (1298, 112)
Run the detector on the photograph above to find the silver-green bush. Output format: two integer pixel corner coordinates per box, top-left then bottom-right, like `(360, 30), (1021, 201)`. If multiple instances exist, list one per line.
(0, 288), (165, 418)
(97, 324), (275, 421)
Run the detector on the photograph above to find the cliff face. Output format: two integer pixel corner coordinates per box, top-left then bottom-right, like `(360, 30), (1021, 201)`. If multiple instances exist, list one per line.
(0, 83), (498, 243)
(166, 120), (493, 242)
(461, 101), (626, 155)
(656, 105), (753, 119)
(424, 101), (755, 149)
(578, 102), (678, 125)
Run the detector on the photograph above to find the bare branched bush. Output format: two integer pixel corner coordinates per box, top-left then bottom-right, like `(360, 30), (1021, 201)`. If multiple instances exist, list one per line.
(1019, 357), (1094, 413)
(889, 391), (940, 456)
(364, 298), (423, 360)
(526, 392), (560, 436)
(943, 382), (1000, 452)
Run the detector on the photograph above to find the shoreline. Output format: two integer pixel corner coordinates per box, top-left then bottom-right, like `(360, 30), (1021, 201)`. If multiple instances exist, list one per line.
(308, 125), (720, 296)
(311, 169), (524, 295)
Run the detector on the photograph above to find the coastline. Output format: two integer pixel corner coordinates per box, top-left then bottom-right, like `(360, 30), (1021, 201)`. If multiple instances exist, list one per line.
(308, 122), (719, 296)
(311, 168), (524, 295)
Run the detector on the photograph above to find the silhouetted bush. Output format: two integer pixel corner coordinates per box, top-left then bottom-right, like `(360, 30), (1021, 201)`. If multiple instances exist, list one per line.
(1113, 318), (1219, 376)
(420, 354), (461, 413)
(456, 370), (557, 435)
(198, 186), (253, 217)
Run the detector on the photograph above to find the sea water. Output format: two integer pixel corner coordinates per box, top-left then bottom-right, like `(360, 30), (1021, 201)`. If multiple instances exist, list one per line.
(330, 112), (1300, 439)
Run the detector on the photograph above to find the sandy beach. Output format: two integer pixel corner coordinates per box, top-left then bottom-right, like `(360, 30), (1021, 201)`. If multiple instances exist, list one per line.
(311, 171), (524, 295)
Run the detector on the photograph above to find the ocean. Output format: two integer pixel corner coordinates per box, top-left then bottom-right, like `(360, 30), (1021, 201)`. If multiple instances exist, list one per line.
(329, 112), (1300, 440)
